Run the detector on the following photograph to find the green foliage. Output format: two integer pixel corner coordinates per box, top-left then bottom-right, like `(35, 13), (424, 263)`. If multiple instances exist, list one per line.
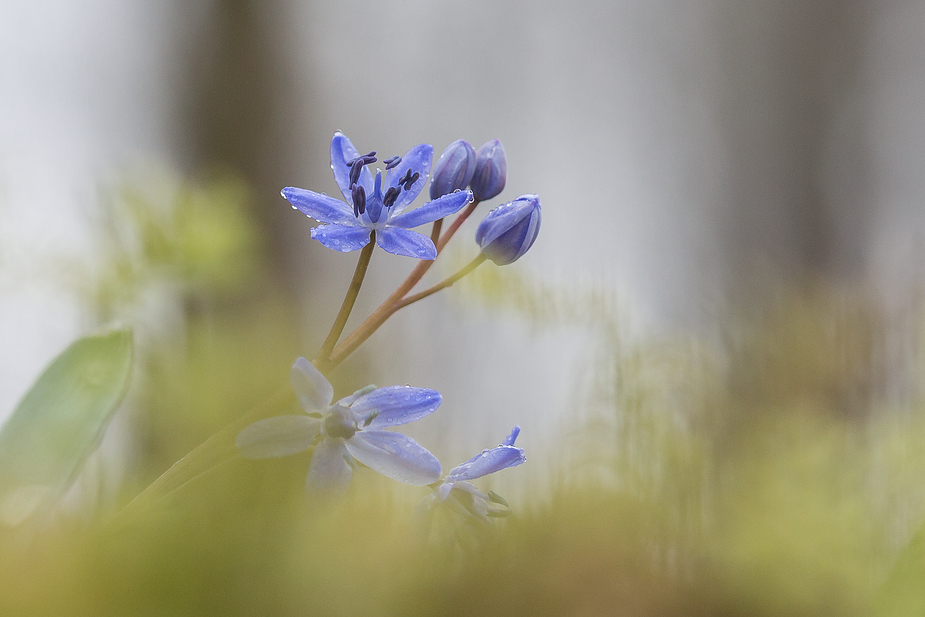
(0, 327), (133, 532)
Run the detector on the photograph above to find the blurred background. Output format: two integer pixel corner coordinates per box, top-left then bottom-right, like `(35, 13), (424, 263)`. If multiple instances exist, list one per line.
(3, 0), (925, 615)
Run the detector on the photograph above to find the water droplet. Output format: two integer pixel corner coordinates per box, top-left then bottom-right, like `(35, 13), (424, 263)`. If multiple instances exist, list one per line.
(333, 239), (341, 245)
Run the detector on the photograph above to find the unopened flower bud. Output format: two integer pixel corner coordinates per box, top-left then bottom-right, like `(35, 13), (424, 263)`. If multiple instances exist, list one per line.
(475, 195), (541, 265)
(470, 139), (507, 201)
(430, 139), (477, 199)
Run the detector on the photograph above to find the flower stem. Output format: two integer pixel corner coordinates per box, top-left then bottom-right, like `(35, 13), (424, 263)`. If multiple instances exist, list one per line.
(395, 254), (486, 310)
(323, 199), (480, 370)
(430, 219), (443, 245)
(314, 232), (375, 371)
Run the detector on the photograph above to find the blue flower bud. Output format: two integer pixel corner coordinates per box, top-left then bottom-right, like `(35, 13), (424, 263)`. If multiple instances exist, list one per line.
(430, 139), (477, 199)
(470, 139), (507, 201)
(475, 194), (541, 265)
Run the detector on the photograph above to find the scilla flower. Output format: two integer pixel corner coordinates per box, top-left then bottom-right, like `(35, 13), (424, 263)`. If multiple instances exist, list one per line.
(282, 132), (473, 260)
(236, 358), (442, 494)
(417, 426), (525, 522)
(475, 194), (541, 265)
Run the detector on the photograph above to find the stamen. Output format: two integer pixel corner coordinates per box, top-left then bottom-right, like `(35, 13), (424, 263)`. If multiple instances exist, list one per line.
(352, 183), (366, 216)
(383, 186), (401, 209)
(383, 155), (401, 170)
(349, 160), (363, 186)
(400, 171), (420, 191)
(347, 151), (378, 185)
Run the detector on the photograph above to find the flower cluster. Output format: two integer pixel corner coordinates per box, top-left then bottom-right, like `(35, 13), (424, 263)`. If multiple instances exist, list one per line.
(282, 133), (472, 260)
(237, 131), (543, 538)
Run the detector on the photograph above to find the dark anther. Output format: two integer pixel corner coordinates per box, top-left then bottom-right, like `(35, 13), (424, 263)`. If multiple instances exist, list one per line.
(347, 151), (378, 185)
(383, 186), (401, 209)
(383, 155), (401, 170)
(352, 183), (366, 216)
(400, 171), (420, 191)
(349, 160), (363, 186)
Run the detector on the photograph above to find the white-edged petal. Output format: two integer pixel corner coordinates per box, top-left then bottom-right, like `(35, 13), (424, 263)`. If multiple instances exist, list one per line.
(290, 357), (333, 412)
(235, 415), (320, 459)
(306, 438), (353, 494)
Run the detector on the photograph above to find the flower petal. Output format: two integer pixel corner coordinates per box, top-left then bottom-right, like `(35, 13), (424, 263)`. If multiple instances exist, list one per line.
(446, 445), (526, 482)
(281, 187), (356, 225)
(502, 425), (521, 446)
(290, 357), (333, 411)
(386, 143), (433, 214)
(350, 386), (442, 429)
(311, 224), (372, 252)
(375, 227), (436, 260)
(331, 132), (374, 202)
(235, 415), (320, 459)
(388, 190), (472, 229)
(306, 438), (353, 494)
(345, 431), (441, 485)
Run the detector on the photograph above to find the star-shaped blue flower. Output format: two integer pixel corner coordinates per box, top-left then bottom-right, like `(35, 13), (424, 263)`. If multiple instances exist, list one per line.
(235, 358), (443, 494)
(283, 132), (473, 260)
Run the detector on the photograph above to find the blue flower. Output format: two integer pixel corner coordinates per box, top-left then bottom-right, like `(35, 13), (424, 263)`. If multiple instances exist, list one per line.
(417, 426), (525, 521)
(282, 132), (473, 260)
(235, 358), (442, 494)
(476, 194), (541, 265)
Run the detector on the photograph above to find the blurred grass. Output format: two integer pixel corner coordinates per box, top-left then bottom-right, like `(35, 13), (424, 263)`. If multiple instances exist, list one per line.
(3, 172), (925, 615)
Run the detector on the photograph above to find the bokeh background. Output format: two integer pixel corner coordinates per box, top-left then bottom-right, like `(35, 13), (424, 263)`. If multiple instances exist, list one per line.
(3, 1), (925, 615)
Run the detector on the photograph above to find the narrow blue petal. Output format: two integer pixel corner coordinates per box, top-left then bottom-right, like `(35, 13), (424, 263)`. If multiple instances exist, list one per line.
(306, 438), (353, 494)
(311, 224), (372, 252)
(446, 445), (525, 482)
(387, 143), (433, 214)
(282, 187), (356, 225)
(388, 190), (472, 229)
(331, 132), (374, 202)
(290, 357), (334, 411)
(502, 425), (521, 446)
(235, 415), (320, 459)
(345, 431), (442, 485)
(375, 227), (436, 259)
(350, 386), (441, 429)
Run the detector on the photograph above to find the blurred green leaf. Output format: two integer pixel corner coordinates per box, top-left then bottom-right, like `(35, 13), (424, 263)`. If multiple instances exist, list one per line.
(0, 327), (133, 529)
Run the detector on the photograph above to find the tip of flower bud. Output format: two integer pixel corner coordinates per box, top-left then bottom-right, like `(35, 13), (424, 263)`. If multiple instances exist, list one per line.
(470, 139), (507, 201)
(430, 139), (477, 200)
(475, 195), (541, 265)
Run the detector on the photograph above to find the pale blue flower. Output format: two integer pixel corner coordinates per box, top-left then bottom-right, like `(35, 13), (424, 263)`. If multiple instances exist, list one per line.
(282, 132), (473, 260)
(418, 426), (525, 521)
(235, 358), (442, 494)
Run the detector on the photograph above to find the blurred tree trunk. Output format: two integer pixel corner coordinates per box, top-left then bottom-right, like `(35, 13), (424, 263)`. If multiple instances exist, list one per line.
(177, 0), (313, 287)
(714, 0), (873, 283)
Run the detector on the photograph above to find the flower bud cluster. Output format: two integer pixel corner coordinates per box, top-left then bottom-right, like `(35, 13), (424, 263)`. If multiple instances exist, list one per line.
(430, 139), (507, 201)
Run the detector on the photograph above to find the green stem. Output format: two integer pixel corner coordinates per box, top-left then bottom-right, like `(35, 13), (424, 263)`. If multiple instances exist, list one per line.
(324, 199), (480, 369)
(314, 232), (375, 371)
(395, 254), (486, 310)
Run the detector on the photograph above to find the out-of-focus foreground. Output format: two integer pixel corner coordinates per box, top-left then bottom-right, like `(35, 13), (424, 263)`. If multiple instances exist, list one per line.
(1, 182), (925, 615)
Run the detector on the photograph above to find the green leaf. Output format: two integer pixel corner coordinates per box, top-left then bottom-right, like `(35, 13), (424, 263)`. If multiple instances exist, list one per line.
(0, 326), (133, 529)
